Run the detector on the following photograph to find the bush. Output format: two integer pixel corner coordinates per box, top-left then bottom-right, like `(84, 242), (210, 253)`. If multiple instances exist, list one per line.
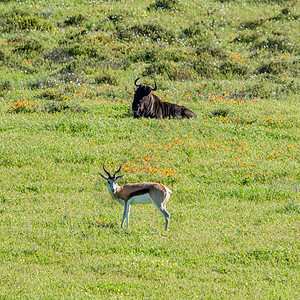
(117, 22), (176, 42)
(254, 35), (297, 53)
(195, 43), (227, 59)
(59, 72), (86, 84)
(64, 41), (106, 60)
(0, 8), (52, 32)
(14, 37), (44, 53)
(129, 45), (187, 64)
(92, 33), (113, 45)
(8, 100), (37, 113)
(210, 108), (230, 117)
(43, 101), (87, 113)
(219, 60), (250, 77)
(143, 61), (196, 81)
(143, 61), (173, 77)
(45, 48), (73, 63)
(148, 0), (181, 10)
(168, 64), (198, 81)
(241, 18), (265, 30)
(257, 59), (298, 76)
(243, 82), (273, 99)
(40, 8), (55, 19)
(28, 78), (57, 90)
(64, 13), (87, 26)
(0, 81), (13, 97)
(58, 63), (87, 84)
(181, 23), (212, 46)
(193, 54), (220, 78)
(182, 22), (207, 39)
(66, 43), (97, 58)
(0, 49), (5, 61)
(233, 31), (259, 44)
(39, 88), (64, 100)
(95, 69), (119, 85)
(107, 12), (125, 24)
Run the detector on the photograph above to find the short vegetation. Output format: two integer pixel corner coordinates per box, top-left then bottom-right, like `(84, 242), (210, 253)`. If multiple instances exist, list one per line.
(0, 0), (299, 298)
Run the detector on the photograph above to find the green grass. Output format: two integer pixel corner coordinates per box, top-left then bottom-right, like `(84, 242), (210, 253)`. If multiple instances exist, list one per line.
(0, 0), (299, 298)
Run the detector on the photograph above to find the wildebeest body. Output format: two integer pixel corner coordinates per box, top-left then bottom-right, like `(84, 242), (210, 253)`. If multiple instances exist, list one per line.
(132, 78), (196, 119)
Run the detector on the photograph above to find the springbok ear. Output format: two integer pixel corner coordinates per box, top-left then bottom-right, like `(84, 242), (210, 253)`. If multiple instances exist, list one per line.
(99, 173), (108, 180)
(115, 175), (124, 181)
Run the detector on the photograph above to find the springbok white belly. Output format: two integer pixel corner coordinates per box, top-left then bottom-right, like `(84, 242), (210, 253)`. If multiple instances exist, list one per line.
(130, 193), (153, 205)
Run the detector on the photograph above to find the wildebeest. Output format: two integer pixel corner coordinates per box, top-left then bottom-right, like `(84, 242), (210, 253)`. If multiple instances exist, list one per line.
(132, 78), (196, 119)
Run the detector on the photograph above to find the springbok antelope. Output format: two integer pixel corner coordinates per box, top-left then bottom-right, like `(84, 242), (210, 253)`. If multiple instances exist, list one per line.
(100, 164), (171, 230)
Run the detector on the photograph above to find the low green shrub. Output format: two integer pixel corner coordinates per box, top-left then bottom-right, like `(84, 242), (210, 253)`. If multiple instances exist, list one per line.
(193, 54), (220, 78)
(8, 100), (37, 113)
(0, 81), (13, 97)
(43, 100), (87, 113)
(28, 78), (58, 90)
(39, 88), (64, 100)
(0, 49), (5, 61)
(65, 42), (102, 58)
(14, 37), (44, 53)
(129, 45), (187, 64)
(40, 8), (55, 19)
(57, 63), (87, 84)
(241, 18), (265, 30)
(148, 0), (181, 10)
(243, 81), (273, 99)
(107, 12), (126, 24)
(0, 8), (52, 32)
(94, 68), (119, 85)
(92, 33), (114, 45)
(195, 43), (227, 59)
(143, 60), (197, 81)
(64, 13), (87, 26)
(257, 59), (298, 76)
(233, 31), (259, 44)
(220, 60), (250, 77)
(210, 108), (230, 117)
(44, 48), (73, 63)
(254, 35), (297, 53)
(117, 22), (176, 42)
(143, 60), (173, 77)
(182, 22), (208, 39)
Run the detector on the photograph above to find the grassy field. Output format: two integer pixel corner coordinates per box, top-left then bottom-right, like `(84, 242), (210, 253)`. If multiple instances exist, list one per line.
(0, 0), (299, 298)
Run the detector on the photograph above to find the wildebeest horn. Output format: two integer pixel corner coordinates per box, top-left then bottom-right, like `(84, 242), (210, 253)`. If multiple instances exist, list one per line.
(134, 78), (140, 87)
(102, 164), (112, 177)
(151, 81), (157, 91)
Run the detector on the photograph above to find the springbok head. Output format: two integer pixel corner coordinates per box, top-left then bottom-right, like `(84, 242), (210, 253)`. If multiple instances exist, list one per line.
(99, 164), (124, 187)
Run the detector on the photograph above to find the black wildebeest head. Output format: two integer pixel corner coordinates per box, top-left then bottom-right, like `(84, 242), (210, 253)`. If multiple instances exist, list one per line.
(132, 77), (158, 118)
(134, 77), (157, 94)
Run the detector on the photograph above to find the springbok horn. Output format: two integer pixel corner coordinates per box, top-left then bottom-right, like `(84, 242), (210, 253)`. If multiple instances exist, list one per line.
(113, 165), (122, 177)
(103, 164), (112, 177)
(134, 78), (140, 87)
(152, 81), (157, 91)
